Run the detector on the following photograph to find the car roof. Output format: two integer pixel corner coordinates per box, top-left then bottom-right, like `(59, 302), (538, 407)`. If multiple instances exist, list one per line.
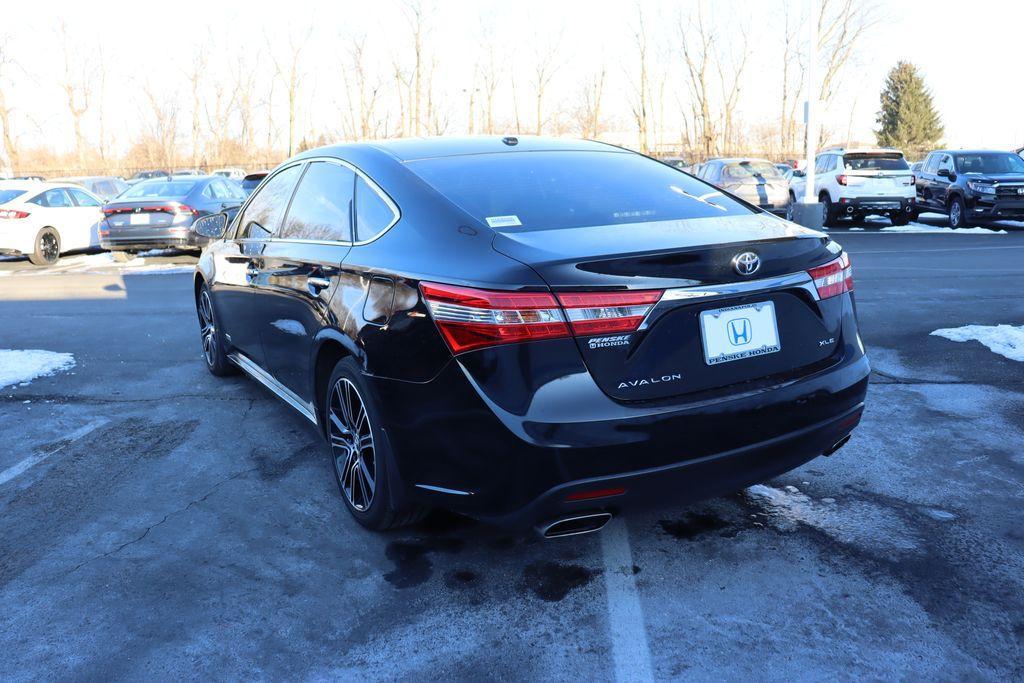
(932, 149), (1015, 155)
(300, 135), (624, 163)
(713, 157), (774, 164)
(0, 180), (79, 192)
(824, 147), (904, 156)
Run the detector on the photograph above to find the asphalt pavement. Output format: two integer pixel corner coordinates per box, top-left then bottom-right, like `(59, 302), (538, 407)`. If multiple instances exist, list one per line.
(1, 228), (1022, 681)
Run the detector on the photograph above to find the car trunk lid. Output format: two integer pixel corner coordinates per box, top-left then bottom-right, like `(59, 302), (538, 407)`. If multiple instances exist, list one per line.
(492, 214), (844, 401)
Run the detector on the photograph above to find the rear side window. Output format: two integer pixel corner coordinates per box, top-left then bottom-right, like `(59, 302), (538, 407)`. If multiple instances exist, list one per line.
(406, 151), (752, 231)
(30, 189), (72, 208)
(0, 189), (26, 204)
(278, 161), (355, 242)
(842, 154), (909, 171)
(354, 175), (397, 242)
(238, 165), (302, 239)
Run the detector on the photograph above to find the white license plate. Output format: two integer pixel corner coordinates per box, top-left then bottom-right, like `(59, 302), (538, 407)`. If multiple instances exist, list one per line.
(129, 213), (150, 226)
(699, 301), (781, 365)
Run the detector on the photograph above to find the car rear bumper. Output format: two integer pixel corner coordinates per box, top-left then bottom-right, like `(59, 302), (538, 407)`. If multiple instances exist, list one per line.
(838, 196), (915, 215)
(371, 332), (870, 528)
(100, 226), (207, 251)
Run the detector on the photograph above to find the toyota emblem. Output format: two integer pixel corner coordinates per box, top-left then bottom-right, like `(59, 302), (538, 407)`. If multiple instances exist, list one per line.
(732, 251), (761, 276)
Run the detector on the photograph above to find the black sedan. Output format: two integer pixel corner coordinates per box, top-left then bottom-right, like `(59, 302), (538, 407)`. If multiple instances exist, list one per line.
(191, 136), (869, 536)
(100, 175), (246, 254)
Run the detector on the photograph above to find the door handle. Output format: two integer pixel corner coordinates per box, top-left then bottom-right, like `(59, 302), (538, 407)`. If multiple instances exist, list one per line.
(307, 276), (331, 292)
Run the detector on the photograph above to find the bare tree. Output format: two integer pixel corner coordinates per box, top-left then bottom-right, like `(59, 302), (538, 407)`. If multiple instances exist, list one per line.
(141, 84), (180, 169)
(267, 24), (312, 156)
(780, 1), (804, 155)
(341, 36), (382, 140)
(680, 2), (717, 158)
(478, 41), (501, 135)
(186, 48), (207, 166)
(573, 68), (606, 139)
(530, 41), (560, 136)
(58, 22), (92, 169)
(628, 7), (652, 154)
(0, 38), (20, 174)
(717, 25), (750, 155)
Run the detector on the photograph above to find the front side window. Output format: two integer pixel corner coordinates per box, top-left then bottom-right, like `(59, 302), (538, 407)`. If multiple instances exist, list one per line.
(937, 155), (954, 174)
(68, 188), (101, 207)
(237, 164), (302, 239)
(954, 153), (1024, 174)
(407, 151), (753, 232)
(355, 175), (397, 241)
(278, 161), (355, 242)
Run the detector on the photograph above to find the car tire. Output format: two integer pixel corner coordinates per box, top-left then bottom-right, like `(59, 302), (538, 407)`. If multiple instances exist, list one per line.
(785, 193), (796, 221)
(196, 282), (236, 377)
(948, 196), (971, 228)
(28, 227), (60, 266)
(890, 212), (911, 226)
(820, 193), (838, 227)
(324, 357), (427, 531)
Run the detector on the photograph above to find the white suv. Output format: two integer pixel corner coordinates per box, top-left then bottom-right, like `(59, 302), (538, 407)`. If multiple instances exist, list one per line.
(789, 147), (916, 226)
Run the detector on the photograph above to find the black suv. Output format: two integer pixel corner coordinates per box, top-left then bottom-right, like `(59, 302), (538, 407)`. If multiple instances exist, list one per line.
(915, 150), (1024, 227)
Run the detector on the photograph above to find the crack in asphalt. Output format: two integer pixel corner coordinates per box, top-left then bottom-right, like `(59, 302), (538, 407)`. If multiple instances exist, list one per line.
(868, 370), (1014, 386)
(61, 466), (258, 577)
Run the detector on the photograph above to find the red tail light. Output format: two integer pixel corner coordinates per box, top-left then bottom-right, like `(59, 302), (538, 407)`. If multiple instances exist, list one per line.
(807, 252), (853, 299)
(836, 174), (848, 186)
(0, 209), (29, 219)
(420, 282), (569, 353)
(173, 204), (196, 216)
(422, 283), (665, 353)
(556, 290), (663, 335)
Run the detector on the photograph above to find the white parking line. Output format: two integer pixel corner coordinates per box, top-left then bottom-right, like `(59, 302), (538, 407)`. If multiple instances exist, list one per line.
(600, 517), (654, 683)
(0, 419), (107, 487)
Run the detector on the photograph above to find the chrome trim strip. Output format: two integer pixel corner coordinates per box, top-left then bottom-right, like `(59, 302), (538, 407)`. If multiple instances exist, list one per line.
(228, 352), (318, 425)
(639, 271), (819, 330)
(414, 484), (474, 496)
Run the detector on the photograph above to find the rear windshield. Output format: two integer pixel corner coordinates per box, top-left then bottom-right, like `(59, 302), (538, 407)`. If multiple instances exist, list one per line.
(406, 151), (754, 231)
(723, 161), (781, 180)
(121, 180), (196, 199)
(954, 153), (1024, 174)
(0, 189), (27, 204)
(842, 154), (909, 171)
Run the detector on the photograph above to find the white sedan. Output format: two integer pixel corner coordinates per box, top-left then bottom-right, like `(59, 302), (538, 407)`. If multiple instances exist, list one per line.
(0, 181), (104, 265)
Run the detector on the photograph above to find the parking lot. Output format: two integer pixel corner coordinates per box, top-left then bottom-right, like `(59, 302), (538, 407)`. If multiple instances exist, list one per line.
(1, 222), (1022, 680)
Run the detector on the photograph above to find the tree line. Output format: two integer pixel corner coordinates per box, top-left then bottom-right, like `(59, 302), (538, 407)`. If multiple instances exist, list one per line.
(0, 0), (921, 178)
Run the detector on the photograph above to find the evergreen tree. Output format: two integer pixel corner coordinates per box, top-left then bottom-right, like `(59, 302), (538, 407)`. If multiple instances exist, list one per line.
(875, 62), (944, 158)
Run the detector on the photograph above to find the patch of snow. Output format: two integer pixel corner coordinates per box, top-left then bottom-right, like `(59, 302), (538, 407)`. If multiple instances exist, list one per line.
(918, 212), (947, 219)
(930, 324), (1024, 362)
(881, 223), (1006, 234)
(0, 349), (76, 388)
(849, 227), (864, 231)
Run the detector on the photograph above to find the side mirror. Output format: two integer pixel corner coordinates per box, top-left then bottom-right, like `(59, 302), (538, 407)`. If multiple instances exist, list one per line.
(192, 212), (229, 239)
(937, 168), (953, 179)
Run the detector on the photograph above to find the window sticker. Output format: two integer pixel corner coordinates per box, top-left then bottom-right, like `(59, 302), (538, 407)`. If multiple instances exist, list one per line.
(485, 215), (522, 228)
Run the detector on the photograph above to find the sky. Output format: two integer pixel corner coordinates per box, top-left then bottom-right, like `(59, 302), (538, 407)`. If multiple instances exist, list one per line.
(6, 0), (1024, 159)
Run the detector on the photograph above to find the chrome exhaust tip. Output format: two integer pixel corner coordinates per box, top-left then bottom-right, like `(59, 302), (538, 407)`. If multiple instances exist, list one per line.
(538, 512), (613, 539)
(823, 433), (852, 457)
(845, 205), (854, 214)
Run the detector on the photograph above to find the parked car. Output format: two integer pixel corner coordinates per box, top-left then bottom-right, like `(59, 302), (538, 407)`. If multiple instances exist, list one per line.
(659, 156), (689, 171)
(173, 169), (202, 176)
(914, 150), (1024, 227)
(100, 175), (246, 255)
(0, 181), (104, 265)
(695, 158), (790, 216)
(190, 136), (868, 535)
(910, 161), (923, 174)
(54, 175), (129, 201)
(213, 167), (245, 181)
(240, 170), (269, 195)
(127, 170), (170, 186)
(789, 147), (915, 226)
(13, 175), (45, 181)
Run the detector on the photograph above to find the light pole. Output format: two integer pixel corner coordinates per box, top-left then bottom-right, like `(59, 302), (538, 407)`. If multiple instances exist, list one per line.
(791, 0), (824, 228)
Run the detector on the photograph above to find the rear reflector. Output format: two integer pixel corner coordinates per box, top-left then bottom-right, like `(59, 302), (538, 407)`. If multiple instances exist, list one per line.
(0, 209), (29, 219)
(807, 252), (853, 299)
(565, 487), (627, 502)
(555, 290), (663, 335)
(421, 282), (569, 353)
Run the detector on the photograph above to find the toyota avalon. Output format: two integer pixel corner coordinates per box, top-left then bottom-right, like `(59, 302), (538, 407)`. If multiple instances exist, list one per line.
(191, 136), (869, 536)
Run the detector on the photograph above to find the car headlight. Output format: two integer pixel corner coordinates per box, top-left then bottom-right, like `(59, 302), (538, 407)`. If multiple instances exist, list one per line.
(967, 181), (996, 195)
